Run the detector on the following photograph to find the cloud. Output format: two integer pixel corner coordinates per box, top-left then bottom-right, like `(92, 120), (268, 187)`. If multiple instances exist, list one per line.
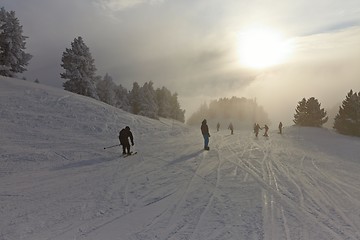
(237, 26), (360, 126)
(92, 0), (164, 11)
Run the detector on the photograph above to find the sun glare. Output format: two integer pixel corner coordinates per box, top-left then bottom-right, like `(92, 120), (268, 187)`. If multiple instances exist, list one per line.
(237, 26), (293, 69)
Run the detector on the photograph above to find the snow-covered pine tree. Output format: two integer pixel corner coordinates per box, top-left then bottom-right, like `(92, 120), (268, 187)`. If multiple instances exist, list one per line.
(114, 84), (130, 111)
(137, 81), (159, 119)
(156, 87), (173, 118)
(61, 36), (99, 99)
(96, 73), (116, 105)
(169, 92), (185, 123)
(333, 90), (360, 136)
(293, 97), (328, 127)
(129, 82), (141, 114)
(0, 7), (32, 77)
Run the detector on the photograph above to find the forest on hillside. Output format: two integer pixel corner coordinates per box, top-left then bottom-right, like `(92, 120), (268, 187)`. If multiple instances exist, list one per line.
(187, 96), (270, 129)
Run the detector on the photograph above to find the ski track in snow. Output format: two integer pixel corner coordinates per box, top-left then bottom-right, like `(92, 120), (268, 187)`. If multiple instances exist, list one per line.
(2, 77), (360, 240)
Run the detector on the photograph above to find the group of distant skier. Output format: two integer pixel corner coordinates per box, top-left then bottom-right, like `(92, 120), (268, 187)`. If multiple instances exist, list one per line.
(201, 120), (284, 151)
(253, 123), (270, 137)
(216, 122), (234, 134)
(113, 120), (284, 155)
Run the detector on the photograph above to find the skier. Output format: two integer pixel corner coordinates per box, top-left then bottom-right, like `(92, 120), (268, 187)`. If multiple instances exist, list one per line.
(228, 122), (234, 135)
(254, 123), (261, 137)
(263, 124), (269, 137)
(217, 122), (220, 132)
(119, 126), (134, 155)
(278, 122), (283, 134)
(201, 119), (210, 150)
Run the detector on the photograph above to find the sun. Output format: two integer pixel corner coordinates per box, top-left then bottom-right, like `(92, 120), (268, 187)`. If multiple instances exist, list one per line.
(237, 26), (293, 69)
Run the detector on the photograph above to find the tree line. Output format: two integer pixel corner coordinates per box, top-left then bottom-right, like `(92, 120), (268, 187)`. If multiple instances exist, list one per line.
(0, 8), (185, 122)
(294, 92), (360, 137)
(187, 96), (270, 127)
(61, 37), (185, 122)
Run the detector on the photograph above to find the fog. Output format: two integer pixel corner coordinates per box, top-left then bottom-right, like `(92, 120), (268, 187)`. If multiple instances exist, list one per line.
(3, 0), (360, 125)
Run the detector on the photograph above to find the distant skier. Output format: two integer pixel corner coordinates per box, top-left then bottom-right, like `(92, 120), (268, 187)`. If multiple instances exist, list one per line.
(201, 119), (210, 150)
(217, 122), (220, 132)
(278, 122), (283, 134)
(263, 124), (269, 137)
(254, 123), (261, 137)
(119, 126), (134, 155)
(228, 122), (234, 135)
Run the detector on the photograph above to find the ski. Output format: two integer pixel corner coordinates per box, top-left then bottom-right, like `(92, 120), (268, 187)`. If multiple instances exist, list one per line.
(123, 151), (137, 158)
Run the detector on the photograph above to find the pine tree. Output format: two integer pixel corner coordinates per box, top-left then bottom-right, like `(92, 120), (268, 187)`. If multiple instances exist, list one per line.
(0, 7), (32, 77)
(293, 98), (307, 126)
(333, 90), (360, 136)
(129, 82), (141, 114)
(169, 92), (185, 122)
(96, 73), (116, 105)
(60, 36), (98, 99)
(156, 87), (173, 118)
(114, 84), (130, 111)
(293, 97), (328, 127)
(138, 81), (159, 119)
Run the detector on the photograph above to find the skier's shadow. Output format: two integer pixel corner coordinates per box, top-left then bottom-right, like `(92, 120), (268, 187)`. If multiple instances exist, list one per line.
(166, 150), (203, 166)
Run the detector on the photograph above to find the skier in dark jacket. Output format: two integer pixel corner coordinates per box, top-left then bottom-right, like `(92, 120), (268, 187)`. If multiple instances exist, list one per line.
(119, 126), (134, 155)
(201, 119), (210, 150)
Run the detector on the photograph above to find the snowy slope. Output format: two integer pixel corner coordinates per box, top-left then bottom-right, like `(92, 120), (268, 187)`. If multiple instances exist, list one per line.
(1, 76), (360, 240)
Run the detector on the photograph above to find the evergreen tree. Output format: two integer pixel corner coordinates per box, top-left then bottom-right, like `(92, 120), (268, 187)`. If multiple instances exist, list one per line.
(127, 81), (185, 121)
(129, 82), (141, 114)
(293, 97), (328, 127)
(187, 97), (268, 126)
(156, 87), (173, 118)
(293, 98), (307, 126)
(169, 92), (185, 123)
(0, 7), (32, 77)
(96, 73), (116, 105)
(60, 36), (98, 99)
(114, 84), (130, 111)
(138, 81), (159, 119)
(333, 90), (360, 136)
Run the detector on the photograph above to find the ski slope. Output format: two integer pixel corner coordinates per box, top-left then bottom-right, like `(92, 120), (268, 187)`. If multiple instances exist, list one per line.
(1, 76), (360, 240)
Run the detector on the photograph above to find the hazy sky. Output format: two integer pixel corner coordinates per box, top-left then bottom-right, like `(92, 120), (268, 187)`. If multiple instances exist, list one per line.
(2, 0), (360, 125)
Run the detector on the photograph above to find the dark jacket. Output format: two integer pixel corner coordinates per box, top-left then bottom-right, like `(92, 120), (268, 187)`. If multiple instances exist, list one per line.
(119, 128), (134, 145)
(201, 120), (209, 136)
(254, 124), (261, 132)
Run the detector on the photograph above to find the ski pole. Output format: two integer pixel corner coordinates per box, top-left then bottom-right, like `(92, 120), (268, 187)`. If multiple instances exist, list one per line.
(104, 144), (120, 149)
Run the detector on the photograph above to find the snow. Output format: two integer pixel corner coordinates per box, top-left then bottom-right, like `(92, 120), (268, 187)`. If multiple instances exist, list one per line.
(1, 76), (360, 240)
